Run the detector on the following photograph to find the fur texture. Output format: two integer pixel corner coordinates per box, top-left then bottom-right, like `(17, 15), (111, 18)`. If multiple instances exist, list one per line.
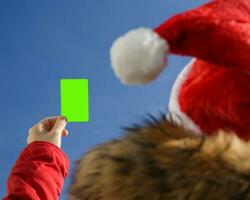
(68, 115), (250, 200)
(110, 28), (168, 85)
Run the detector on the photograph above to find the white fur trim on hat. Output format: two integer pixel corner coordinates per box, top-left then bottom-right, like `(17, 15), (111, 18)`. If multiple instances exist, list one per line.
(167, 59), (202, 135)
(110, 28), (169, 85)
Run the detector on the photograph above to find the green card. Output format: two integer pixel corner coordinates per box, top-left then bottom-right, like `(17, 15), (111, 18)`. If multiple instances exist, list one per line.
(60, 79), (89, 122)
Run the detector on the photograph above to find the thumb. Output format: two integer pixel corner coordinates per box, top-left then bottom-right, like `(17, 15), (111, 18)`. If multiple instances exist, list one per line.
(50, 116), (67, 136)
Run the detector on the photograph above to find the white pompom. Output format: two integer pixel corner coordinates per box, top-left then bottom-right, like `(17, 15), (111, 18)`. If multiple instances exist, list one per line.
(110, 28), (169, 85)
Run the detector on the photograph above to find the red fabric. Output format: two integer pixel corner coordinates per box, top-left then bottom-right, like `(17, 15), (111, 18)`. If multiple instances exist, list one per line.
(179, 60), (250, 139)
(154, 0), (250, 72)
(3, 141), (69, 200)
(153, 0), (250, 138)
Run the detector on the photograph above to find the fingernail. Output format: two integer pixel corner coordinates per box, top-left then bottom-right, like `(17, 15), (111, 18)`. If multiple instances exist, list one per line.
(61, 116), (67, 122)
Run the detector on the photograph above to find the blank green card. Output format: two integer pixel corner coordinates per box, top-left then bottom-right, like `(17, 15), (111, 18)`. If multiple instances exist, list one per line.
(61, 79), (89, 122)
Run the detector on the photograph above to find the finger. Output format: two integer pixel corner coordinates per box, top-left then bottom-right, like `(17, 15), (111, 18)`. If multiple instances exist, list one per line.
(27, 136), (31, 144)
(62, 129), (69, 137)
(50, 116), (67, 136)
(41, 116), (61, 131)
(37, 123), (51, 133)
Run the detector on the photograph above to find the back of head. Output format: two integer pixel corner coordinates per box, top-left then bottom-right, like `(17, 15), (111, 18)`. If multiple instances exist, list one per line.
(68, 116), (250, 200)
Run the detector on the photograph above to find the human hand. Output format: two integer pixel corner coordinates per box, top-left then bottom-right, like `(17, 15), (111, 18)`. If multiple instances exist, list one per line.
(27, 116), (68, 148)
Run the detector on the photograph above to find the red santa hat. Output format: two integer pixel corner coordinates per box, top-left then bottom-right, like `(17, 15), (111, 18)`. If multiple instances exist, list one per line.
(110, 0), (250, 139)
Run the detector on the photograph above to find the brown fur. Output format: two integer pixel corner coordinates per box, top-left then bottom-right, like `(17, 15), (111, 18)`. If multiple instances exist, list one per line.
(68, 115), (250, 200)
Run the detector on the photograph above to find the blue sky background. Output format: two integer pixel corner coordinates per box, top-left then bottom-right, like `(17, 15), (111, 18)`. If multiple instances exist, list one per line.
(0, 0), (207, 199)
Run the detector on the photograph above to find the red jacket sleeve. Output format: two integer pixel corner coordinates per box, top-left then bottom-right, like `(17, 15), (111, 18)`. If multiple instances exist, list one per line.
(3, 141), (70, 200)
